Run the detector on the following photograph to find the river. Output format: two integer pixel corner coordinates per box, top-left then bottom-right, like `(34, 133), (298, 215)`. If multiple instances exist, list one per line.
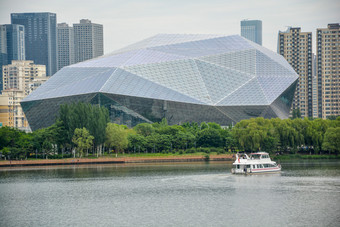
(0, 160), (339, 227)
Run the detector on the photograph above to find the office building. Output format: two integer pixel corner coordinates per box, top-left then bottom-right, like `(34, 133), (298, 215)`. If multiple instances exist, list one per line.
(0, 25), (7, 92)
(11, 12), (57, 76)
(0, 24), (25, 92)
(278, 27), (313, 118)
(57, 23), (75, 71)
(22, 34), (298, 130)
(3, 24), (25, 62)
(316, 23), (340, 118)
(241, 20), (262, 45)
(73, 19), (103, 63)
(1, 60), (47, 130)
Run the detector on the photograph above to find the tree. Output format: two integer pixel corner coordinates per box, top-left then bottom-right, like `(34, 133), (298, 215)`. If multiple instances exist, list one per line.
(72, 128), (94, 158)
(58, 102), (109, 155)
(128, 134), (147, 152)
(322, 127), (340, 154)
(134, 123), (155, 136)
(197, 128), (223, 147)
(291, 109), (301, 119)
(105, 123), (128, 157)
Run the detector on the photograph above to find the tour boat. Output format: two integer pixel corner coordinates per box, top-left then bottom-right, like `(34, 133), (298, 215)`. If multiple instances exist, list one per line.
(231, 152), (281, 174)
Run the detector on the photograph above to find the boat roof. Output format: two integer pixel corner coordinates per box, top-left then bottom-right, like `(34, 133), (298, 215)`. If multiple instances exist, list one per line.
(250, 152), (269, 155)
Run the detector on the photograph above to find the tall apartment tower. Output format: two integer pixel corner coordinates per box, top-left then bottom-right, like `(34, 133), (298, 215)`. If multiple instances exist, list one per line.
(312, 53), (318, 118)
(1, 60), (47, 130)
(57, 23), (75, 71)
(74, 19), (103, 63)
(241, 20), (262, 45)
(11, 13), (57, 76)
(0, 24), (25, 92)
(316, 23), (340, 119)
(278, 27), (313, 118)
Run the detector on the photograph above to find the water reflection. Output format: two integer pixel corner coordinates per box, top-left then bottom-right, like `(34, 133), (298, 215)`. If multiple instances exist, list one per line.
(0, 160), (339, 227)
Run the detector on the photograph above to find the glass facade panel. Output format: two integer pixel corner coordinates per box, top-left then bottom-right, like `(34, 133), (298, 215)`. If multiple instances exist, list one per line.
(195, 60), (252, 104)
(200, 49), (256, 75)
(255, 50), (295, 76)
(217, 78), (268, 106)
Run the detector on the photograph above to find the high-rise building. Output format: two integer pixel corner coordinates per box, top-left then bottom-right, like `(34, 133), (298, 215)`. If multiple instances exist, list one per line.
(312, 53), (318, 118)
(2, 60), (46, 95)
(4, 24), (25, 62)
(278, 27), (313, 118)
(0, 60), (47, 130)
(241, 20), (262, 45)
(74, 19), (103, 63)
(0, 24), (25, 92)
(0, 25), (7, 92)
(316, 23), (340, 119)
(57, 23), (75, 71)
(11, 12), (57, 76)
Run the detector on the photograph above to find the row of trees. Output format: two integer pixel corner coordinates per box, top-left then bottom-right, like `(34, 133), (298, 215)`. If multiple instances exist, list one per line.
(232, 117), (340, 153)
(0, 103), (339, 160)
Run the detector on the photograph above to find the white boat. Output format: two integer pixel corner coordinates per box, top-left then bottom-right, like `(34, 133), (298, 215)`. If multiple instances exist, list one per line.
(231, 152), (281, 174)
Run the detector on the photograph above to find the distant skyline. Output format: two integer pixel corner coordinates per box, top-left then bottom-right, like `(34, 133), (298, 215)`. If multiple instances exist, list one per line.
(1, 0), (339, 55)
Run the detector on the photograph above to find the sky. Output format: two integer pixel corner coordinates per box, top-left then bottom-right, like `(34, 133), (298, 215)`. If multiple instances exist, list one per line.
(1, 0), (339, 54)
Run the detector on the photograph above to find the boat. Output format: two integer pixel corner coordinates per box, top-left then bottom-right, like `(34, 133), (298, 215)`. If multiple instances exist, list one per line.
(231, 152), (281, 174)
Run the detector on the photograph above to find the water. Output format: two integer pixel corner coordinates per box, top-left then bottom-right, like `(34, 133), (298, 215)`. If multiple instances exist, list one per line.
(0, 161), (339, 227)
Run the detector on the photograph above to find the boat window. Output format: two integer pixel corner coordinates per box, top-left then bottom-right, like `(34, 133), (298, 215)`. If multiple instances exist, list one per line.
(257, 164), (261, 168)
(253, 165), (256, 169)
(251, 154), (261, 159)
(246, 165), (250, 168)
(236, 165), (240, 169)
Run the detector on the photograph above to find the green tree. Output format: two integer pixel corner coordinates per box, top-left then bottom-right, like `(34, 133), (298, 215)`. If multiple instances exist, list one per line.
(134, 123), (155, 137)
(72, 127), (94, 158)
(58, 102), (109, 155)
(128, 133), (147, 152)
(197, 128), (223, 147)
(105, 123), (128, 157)
(291, 109), (301, 119)
(322, 127), (340, 154)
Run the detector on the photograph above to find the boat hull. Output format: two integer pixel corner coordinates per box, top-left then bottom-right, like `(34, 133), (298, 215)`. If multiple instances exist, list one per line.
(231, 167), (281, 174)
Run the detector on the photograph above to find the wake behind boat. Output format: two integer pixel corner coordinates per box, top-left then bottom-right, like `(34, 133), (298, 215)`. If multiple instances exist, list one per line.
(231, 152), (281, 174)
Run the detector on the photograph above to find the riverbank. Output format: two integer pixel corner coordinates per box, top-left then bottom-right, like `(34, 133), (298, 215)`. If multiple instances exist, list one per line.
(0, 154), (233, 167)
(273, 154), (340, 161)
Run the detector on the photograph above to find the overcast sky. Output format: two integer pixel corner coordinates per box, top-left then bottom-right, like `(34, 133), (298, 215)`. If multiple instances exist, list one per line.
(1, 0), (339, 54)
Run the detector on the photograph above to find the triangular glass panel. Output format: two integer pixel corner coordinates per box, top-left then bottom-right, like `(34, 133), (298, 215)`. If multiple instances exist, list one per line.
(124, 59), (211, 104)
(217, 78), (269, 106)
(123, 49), (188, 66)
(255, 50), (297, 76)
(25, 67), (115, 101)
(200, 49), (256, 75)
(100, 68), (205, 104)
(194, 60), (253, 104)
(257, 76), (298, 103)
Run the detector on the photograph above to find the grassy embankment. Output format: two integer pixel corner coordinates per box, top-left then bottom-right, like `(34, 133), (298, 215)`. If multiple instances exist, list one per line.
(20, 152), (231, 160)
(272, 154), (340, 161)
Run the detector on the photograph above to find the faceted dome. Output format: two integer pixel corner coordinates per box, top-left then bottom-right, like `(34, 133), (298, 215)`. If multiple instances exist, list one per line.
(22, 34), (298, 130)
